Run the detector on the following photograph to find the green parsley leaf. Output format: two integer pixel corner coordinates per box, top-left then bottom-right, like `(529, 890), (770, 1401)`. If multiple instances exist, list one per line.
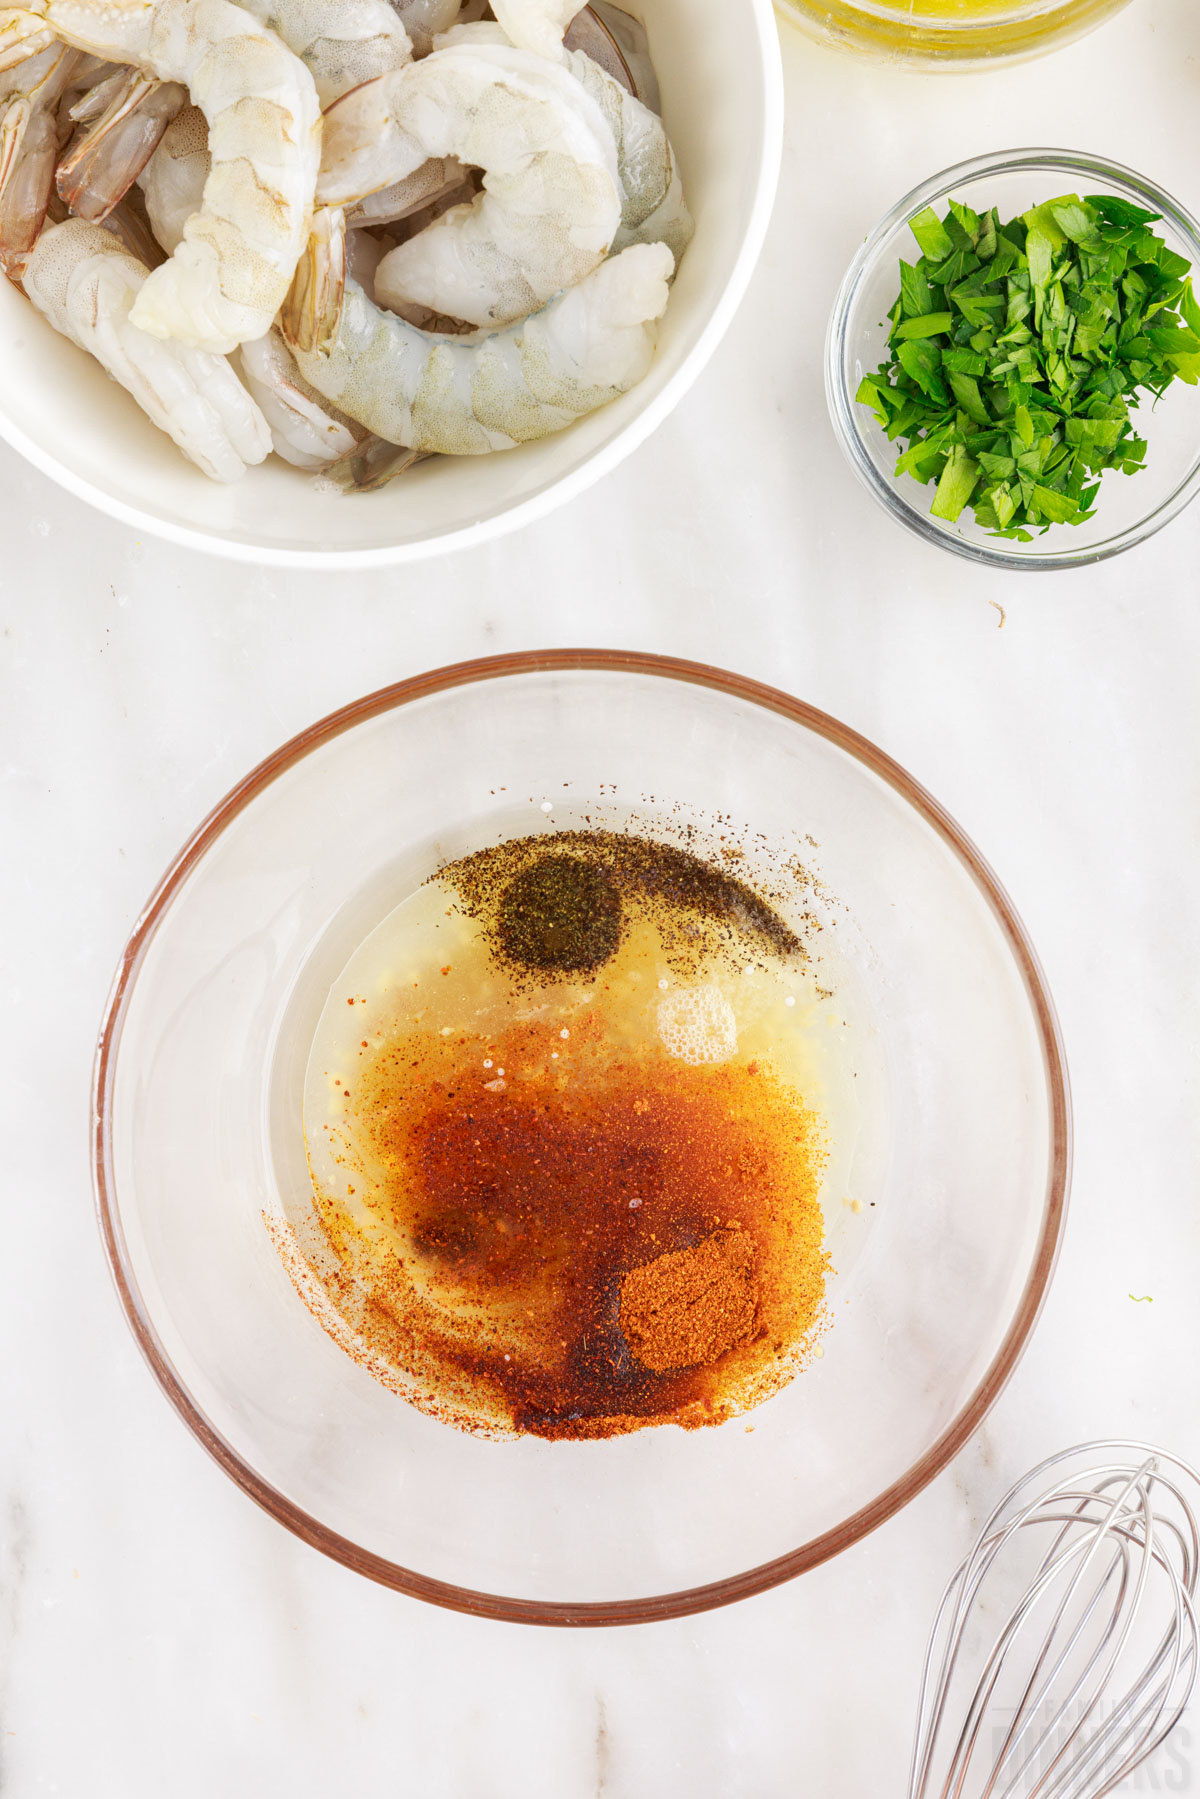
(930, 444), (980, 521)
(895, 311), (955, 340)
(909, 206), (955, 263)
(898, 259), (935, 319)
(857, 190), (1199, 538)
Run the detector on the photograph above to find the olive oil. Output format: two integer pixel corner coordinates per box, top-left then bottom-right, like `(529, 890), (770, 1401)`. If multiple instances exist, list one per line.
(776, 0), (1128, 66)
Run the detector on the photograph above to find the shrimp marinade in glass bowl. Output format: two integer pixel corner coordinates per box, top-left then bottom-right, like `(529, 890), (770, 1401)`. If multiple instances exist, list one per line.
(94, 653), (1070, 1623)
(775, 0), (1130, 68)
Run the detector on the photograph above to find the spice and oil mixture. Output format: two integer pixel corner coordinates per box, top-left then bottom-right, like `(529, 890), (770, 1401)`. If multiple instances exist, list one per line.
(295, 829), (830, 1441)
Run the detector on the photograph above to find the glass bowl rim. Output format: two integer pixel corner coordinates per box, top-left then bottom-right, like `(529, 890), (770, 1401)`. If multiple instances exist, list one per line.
(92, 649), (1073, 1626)
(775, 0), (1131, 59)
(825, 146), (1200, 573)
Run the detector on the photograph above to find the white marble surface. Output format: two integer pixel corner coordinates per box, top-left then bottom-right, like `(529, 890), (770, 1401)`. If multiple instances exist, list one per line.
(3, 3), (1200, 1791)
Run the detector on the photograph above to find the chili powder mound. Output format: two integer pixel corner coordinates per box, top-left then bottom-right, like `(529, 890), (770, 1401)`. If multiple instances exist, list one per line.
(305, 1005), (829, 1441)
(620, 1228), (758, 1373)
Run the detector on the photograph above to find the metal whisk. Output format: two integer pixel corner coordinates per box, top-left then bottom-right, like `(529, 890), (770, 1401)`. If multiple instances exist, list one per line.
(907, 1441), (1200, 1799)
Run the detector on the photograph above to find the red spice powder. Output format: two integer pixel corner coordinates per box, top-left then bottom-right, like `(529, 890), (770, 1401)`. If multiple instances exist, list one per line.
(308, 1007), (828, 1440)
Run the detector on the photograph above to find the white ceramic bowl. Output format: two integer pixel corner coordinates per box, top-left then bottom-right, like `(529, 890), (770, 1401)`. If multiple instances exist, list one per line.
(0, 2), (782, 567)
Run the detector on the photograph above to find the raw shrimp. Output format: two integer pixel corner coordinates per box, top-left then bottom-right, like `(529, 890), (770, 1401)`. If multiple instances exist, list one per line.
(23, 216), (271, 479)
(290, 238), (672, 455)
(318, 42), (620, 328)
(370, 35), (691, 315)
(0, 42), (78, 273)
(489, 0), (578, 63)
(575, 0), (659, 111)
(56, 66), (186, 221)
(239, 326), (360, 466)
(137, 101), (207, 254)
(393, 0), (461, 58)
(348, 154), (466, 228)
(235, 0), (411, 105)
(0, 0), (322, 351)
(563, 45), (690, 260)
(454, 6), (662, 110)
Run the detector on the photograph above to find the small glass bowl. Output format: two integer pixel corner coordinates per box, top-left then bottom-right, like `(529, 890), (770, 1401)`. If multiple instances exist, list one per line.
(826, 149), (1200, 572)
(776, 0), (1129, 71)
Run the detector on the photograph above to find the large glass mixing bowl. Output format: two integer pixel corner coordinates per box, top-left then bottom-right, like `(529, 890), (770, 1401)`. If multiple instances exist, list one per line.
(776, 0), (1130, 68)
(93, 653), (1070, 1624)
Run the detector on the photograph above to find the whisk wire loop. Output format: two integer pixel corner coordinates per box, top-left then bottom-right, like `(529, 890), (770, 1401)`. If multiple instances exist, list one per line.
(907, 1442), (1200, 1799)
(1010, 1472), (1156, 1799)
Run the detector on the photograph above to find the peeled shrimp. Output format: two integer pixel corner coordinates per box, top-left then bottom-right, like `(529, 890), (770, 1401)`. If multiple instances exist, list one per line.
(431, 23), (683, 257)
(290, 238), (672, 455)
(564, 46), (690, 261)
(0, 41), (78, 272)
(574, 0), (659, 111)
(416, 26), (687, 255)
(235, 0), (411, 105)
(348, 154), (466, 228)
(23, 216), (270, 479)
(367, 32), (691, 315)
(56, 65), (186, 221)
(318, 42), (620, 329)
(489, 0), (578, 63)
(239, 326), (359, 467)
(136, 100), (208, 254)
(1, 0), (322, 351)
(393, 0), (462, 59)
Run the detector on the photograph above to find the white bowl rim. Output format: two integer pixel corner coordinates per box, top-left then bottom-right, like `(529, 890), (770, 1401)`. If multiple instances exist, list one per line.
(0, 10), (784, 569)
(92, 649), (1073, 1627)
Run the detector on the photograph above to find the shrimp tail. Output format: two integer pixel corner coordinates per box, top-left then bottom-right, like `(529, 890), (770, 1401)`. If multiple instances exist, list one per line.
(67, 66), (127, 124)
(57, 68), (186, 222)
(279, 201), (345, 356)
(240, 325), (362, 467)
(324, 435), (426, 491)
(0, 96), (56, 272)
(97, 187), (168, 266)
(0, 40), (80, 273)
(0, 12), (53, 74)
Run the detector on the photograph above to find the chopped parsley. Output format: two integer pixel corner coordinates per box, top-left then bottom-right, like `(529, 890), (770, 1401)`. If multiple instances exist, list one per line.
(856, 193), (1200, 539)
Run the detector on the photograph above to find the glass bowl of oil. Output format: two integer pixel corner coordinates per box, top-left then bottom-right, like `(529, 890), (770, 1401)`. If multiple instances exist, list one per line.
(776, 0), (1130, 68)
(94, 652), (1069, 1623)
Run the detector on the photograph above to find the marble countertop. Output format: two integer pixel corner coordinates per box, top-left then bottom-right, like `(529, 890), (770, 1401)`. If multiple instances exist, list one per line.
(3, 3), (1200, 1791)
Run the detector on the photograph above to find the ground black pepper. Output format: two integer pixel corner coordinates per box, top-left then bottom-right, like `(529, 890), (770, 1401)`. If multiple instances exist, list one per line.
(495, 855), (622, 974)
(436, 828), (805, 982)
